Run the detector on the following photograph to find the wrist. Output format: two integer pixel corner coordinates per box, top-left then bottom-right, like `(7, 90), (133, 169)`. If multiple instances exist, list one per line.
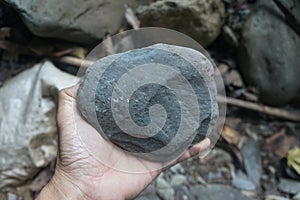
(36, 169), (86, 200)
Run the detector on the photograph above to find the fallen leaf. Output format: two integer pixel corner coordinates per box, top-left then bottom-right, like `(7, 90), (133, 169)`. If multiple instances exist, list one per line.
(287, 147), (300, 176)
(265, 127), (296, 157)
(221, 125), (242, 146)
(69, 47), (88, 59)
(51, 47), (87, 59)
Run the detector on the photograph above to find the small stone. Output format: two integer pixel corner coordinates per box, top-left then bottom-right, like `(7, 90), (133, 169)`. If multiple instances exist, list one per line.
(232, 171), (256, 191)
(293, 193), (300, 200)
(155, 175), (175, 200)
(169, 163), (185, 174)
(77, 43), (218, 162)
(241, 139), (262, 188)
(189, 184), (251, 200)
(265, 195), (289, 200)
(170, 174), (187, 186)
(174, 185), (190, 200)
(140, 0), (225, 47)
(278, 178), (300, 195)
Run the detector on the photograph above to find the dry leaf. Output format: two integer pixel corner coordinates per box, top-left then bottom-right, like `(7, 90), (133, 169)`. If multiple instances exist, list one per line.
(125, 4), (140, 30)
(265, 127), (296, 157)
(70, 47), (88, 59)
(287, 147), (300, 175)
(221, 125), (242, 146)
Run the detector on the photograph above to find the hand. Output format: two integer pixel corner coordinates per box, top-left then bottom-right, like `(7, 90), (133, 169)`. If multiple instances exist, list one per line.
(37, 85), (211, 200)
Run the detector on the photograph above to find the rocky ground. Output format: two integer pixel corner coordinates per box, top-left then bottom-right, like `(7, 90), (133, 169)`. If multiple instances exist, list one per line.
(0, 0), (300, 199)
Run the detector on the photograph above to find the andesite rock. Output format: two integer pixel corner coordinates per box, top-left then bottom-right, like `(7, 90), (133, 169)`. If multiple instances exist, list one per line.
(238, 0), (300, 106)
(4, 0), (150, 44)
(140, 0), (225, 47)
(77, 44), (218, 162)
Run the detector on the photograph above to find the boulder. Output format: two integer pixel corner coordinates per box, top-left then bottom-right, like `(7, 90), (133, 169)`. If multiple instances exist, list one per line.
(0, 61), (76, 190)
(77, 43), (218, 162)
(238, 0), (300, 106)
(140, 0), (225, 47)
(4, 0), (150, 43)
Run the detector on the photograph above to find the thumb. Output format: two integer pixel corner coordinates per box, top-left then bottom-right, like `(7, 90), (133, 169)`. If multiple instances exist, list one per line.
(57, 84), (79, 134)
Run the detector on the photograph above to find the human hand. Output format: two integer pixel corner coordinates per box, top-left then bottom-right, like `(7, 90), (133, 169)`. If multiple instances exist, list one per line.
(37, 85), (211, 200)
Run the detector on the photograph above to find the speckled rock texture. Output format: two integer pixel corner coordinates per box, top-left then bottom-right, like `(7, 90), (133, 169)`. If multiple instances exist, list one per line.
(77, 44), (218, 162)
(4, 0), (150, 43)
(140, 0), (225, 47)
(239, 0), (300, 106)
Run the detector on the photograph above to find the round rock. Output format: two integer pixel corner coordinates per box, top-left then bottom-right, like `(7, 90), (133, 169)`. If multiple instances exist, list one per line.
(77, 44), (218, 162)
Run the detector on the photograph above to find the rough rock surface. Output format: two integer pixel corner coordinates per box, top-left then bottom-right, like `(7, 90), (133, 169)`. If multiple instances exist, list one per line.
(77, 43), (218, 162)
(155, 175), (175, 200)
(238, 0), (300, 106)
(0, 61), (76, 190)
(4, 0), (150, 43)
(189, 184), (251, 200)
(140, 0), (225, 47)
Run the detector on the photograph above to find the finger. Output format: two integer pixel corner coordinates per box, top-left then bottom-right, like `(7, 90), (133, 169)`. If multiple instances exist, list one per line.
(57, 84), (80, 131)
(162, 138), (211, 171)
(177, 138), (211, 162)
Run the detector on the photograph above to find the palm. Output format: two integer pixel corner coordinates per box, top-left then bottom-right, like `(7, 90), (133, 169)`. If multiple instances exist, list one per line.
(56, 86), (210, 199)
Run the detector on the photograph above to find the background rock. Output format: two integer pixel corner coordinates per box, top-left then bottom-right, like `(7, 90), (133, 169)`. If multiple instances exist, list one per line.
(135, 184), (160, 200)
(189, 184), (251, 200)
(238, 0), (300, 106)
(0, 61), (76, 189)
(155, 175), (175, 200)
(3, 0), (150, 44)
(278, 178), (300, 195)
(140, 0), (225, 46)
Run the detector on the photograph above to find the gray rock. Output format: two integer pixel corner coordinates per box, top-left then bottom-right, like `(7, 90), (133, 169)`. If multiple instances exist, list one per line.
(170, 174), (187, 186)
(240, 139), (262, 188)
(238, 0), (300, 106)
(189, 184), (251, 200)
(232, 171), (256, 191)
(0, 61), (76, 190)
(135, 184), (160, 200)
(169, 163), (185, 174)
(4, 0), (150, 43)
(278, 178), (300, 195)
(140, 0), (225, 47)
(293, 193), (300, 200)
(174, 185), (190, 200)
(155, 175), (175, 200)
(77, 43), (218, 162)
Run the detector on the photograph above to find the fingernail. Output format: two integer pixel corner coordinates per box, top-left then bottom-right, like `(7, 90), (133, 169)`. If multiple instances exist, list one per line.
(199, 138), (211, 149)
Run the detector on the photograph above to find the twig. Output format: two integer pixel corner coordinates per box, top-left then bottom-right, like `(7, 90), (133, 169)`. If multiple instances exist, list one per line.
(50, 56), (300, 122)
(218, 95), (300, 122)
(52, 56), (93, 68)
(273, 0), (300, 36)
